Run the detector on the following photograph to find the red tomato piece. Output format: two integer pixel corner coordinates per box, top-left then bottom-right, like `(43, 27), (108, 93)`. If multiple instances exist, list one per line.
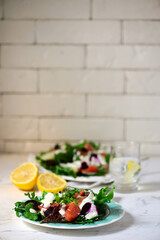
(74, 192), (79, 199)
(101, 152), (107, 157)
(79, 189), (85, 196)
(81, 166), (98, 173)
(38, 205), (43, 210)
(50, 203), (59, 207)
(84, 142), (94, 151)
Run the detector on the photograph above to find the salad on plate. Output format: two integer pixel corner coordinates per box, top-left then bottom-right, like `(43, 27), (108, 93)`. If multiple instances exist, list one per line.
(36, 140), (110, 178)
(14, 186), (115, 224)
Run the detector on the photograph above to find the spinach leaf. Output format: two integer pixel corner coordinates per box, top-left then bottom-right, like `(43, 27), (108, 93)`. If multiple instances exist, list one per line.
(14, 201), (25, 217)
(23, 202), (39, 221)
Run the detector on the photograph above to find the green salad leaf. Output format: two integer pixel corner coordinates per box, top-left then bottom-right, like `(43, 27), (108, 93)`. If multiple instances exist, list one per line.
(23, 202), (39, 221)
(24, 192), (40, 202)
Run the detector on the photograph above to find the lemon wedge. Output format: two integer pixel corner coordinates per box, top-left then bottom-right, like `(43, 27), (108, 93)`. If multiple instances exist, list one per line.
(125, 162), (141, 183)
(37, 172), (67, 193)
(127, 160), (134, 172)
(10, 162), (38, 190)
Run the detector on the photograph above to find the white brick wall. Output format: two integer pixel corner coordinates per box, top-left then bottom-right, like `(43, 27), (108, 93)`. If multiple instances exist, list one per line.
(4, 0), (90, 19)
(0, 21), (35, 43)
(0, 0), (160, 156)
(0, 0), (2, 19)
(3, 94), (85, 116)
(36, 21), (121, 44)
(125, 71), (160, 94)
(0, 95), (2, 115)
(87, 46), (160, 69)
(0, 69), (37, 92)
(1, 46), (85, 68)
(39, 70), (124, 93)
(126, 120), (160, 142)
(40, 118), (123, 141)
(0, 118), (38, 140)
(123, 21), (160, 44)
(87, 96), (160, 118)
(93, 0), (160, 19)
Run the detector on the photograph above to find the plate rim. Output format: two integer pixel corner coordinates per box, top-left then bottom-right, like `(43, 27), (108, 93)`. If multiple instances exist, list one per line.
(20, 201), (125, 230)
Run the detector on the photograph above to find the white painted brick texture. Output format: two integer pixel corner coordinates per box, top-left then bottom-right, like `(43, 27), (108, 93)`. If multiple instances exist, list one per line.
(40, 118), (124, 141)
(39, 70), (124, 93)
(0, 118), (38, 140)
(0, 69), (37, 92)
(3, 94), (85, 117)
(126, 120), (160, 142)
(0, 0), (2, 19)
(0, 95), (2, 115)
(0, 21), (34, 43)
(87, 46), (160, 69)
(123, 21), (160, 44)
(125, 71), (160, 94)
(1, 46), (84, 68)
(0, 140), (4, 151)
(5, 141), (56, 153)
(87, 96), (160, 118)
(4, 0), (90, 19)
(0, 0), (160, 155)
(93, 0), (160, 19)
(141, 144), (160, 156)
(36, 21), (121, 44)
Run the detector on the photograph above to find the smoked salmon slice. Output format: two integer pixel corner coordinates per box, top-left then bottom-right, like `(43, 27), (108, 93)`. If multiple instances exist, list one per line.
(65, 202), (80, 222)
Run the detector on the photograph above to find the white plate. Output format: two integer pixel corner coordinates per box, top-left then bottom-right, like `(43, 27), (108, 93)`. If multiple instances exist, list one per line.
(20, 201), (124, 229)
(28, 154), (113, 183)
(61, 174), (113, 183)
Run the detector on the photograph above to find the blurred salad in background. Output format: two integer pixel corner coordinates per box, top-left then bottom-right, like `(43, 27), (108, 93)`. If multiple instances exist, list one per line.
(36, 140), (111, 178)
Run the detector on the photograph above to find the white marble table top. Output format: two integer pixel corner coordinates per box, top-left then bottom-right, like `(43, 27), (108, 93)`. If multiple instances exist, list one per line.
(0, 154), (160, 240)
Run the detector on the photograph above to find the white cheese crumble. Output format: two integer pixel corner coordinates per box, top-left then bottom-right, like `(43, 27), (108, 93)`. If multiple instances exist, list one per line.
(41, 193), (55, 208)
(59, 203), (66, 217)
(40, 207), (47, 216)
(60, 161), (81, 173)
(29, 208), (37, 214)
(85, 203), (98, 220)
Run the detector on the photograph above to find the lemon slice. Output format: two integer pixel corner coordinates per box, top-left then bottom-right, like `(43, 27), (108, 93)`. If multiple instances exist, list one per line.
(10, 162), (38, 190)
(127, 160), (134, 172)
(37, 172), (67, 193)
(125, 162), (141, 183)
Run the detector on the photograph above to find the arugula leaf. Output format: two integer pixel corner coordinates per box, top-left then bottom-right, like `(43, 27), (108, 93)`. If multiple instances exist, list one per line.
(74, 215), (100, 224)
(73, 140), (87, 149)
(89, 141), (101, 150)
(94, 185), (115, 212)
(42, 191), (48, 199)
(24, 192), (40, 202)
(105, 185), (115, 202)
(40, 151), (47, 156)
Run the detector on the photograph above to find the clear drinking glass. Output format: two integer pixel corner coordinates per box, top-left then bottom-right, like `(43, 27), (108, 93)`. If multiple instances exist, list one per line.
(109, 141), (141, 192)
